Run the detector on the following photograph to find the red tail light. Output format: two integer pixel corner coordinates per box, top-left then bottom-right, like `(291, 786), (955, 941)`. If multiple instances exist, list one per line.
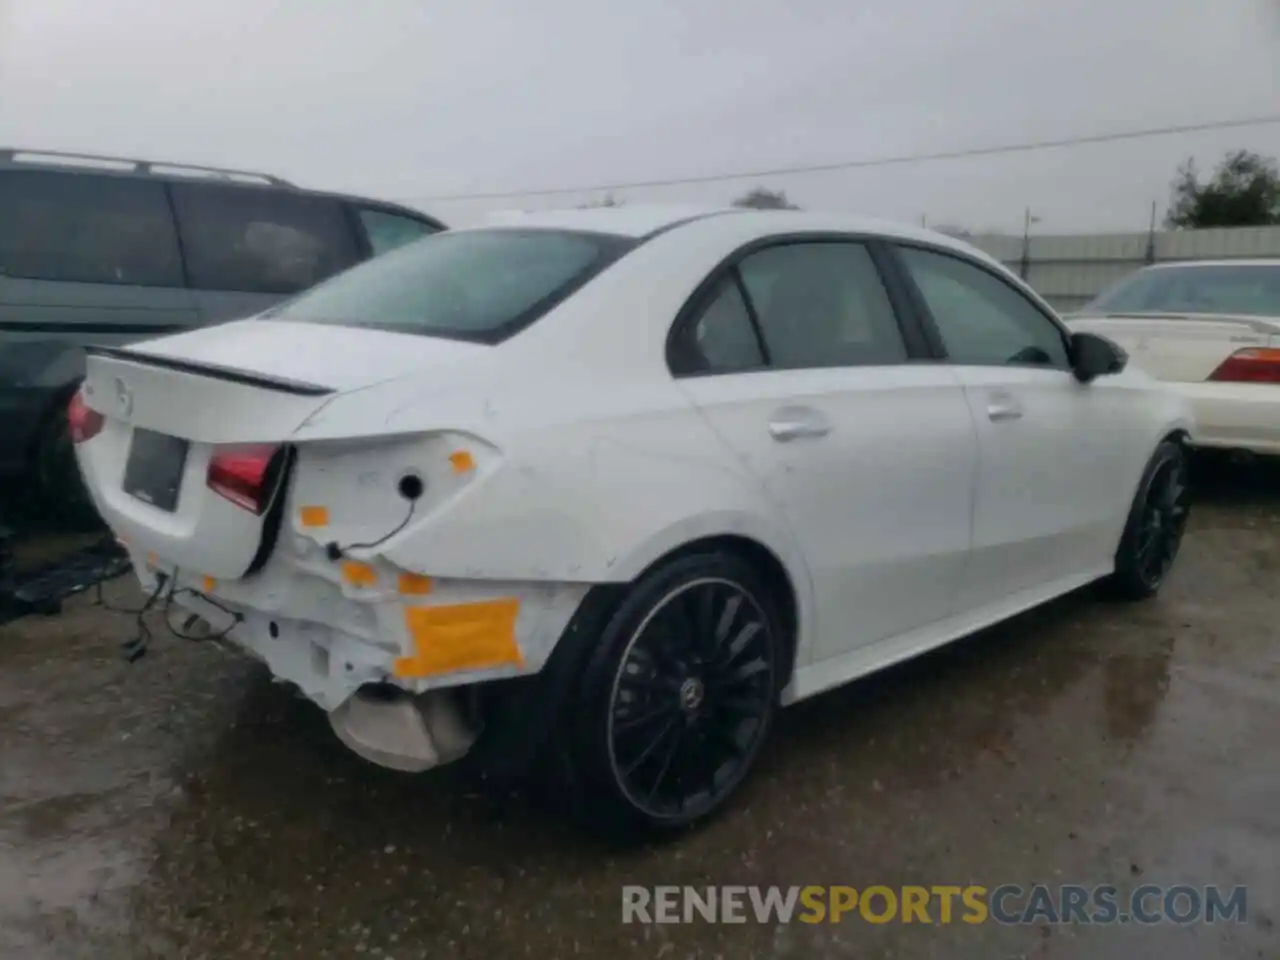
(1208, 347), (1280, 384)
(207, 445), (281, 514)
(67, 390), (105, 444)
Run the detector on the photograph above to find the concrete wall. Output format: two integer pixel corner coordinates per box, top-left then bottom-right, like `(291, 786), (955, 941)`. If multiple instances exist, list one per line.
(967, 225), (1280, 313)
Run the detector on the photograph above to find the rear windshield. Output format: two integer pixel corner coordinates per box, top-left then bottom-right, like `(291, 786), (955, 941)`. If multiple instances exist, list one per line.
(1084, 263), (1280, 318)
(264, 228), (634, 341)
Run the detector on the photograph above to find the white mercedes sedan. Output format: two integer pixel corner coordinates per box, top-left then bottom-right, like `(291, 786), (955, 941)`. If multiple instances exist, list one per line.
(70, 207), (1193, 835)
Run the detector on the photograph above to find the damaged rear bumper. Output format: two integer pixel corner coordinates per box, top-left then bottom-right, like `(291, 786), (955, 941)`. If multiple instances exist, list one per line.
(130, 544), (589, 771)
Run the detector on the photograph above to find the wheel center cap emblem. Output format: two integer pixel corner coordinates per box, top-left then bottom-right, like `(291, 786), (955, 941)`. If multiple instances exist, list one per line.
(679, 677), (705, 712)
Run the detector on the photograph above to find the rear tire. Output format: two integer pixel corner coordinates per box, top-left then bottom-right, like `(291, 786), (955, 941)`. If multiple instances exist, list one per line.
(555, 551), (783, 839)
(1107, 439), (1191, 601)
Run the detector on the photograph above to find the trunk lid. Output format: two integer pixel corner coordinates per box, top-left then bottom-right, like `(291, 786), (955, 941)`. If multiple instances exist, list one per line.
(1067, 312), (1280, 382)
(75, 320), (490, 579)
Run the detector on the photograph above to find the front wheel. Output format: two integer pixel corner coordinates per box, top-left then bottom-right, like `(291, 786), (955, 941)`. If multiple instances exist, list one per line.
(1108, 438), (1191, 600)
(559, 552), (783, 838)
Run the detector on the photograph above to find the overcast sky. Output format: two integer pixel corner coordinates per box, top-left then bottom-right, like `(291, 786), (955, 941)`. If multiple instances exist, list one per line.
(1, 0), (1277, 233)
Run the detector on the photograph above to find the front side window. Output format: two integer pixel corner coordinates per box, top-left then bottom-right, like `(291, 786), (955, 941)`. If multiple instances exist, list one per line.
(357, 208), (440, 256)
(171, 183), (359, 295)
(736, 242), (908, 369)
(0, 170), (182, 287)
(266, 228), (631, 341)
(1084, 263), (1280, 318)
(899, 246), (1069, 368)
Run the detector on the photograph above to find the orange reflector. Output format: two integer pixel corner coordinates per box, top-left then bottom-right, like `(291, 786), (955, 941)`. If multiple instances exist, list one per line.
(448, 450), (475, 474)
(397, 572), (433, 596)
(394, 598), (522, 678)
(299, 505), (330, 528)
(201, 576), (216, 593)
(340, 561), (378, 588)
(146, 552), (158, 568)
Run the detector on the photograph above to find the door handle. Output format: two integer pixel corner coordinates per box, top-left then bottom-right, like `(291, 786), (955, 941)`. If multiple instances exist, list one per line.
(986, 393), (1024, 422)
(768, 407), (832, 442)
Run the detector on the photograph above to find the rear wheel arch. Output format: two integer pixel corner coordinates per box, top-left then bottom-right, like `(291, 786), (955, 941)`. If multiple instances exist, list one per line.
(465, 531), (803, 786)
(626, 534), (800, 688)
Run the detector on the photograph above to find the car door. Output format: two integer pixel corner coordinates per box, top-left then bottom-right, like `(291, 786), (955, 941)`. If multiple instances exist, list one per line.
(891, 243), (1139, 612)
(671, 237), (977, 665)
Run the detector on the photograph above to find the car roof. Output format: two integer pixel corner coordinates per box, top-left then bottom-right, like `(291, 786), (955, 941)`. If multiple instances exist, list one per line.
(0, 147), (445, 229)
(475, 205), (989, 253)
(481, 204), (739, 237)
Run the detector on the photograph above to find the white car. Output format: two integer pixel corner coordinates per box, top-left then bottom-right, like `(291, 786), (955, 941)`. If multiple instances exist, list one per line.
(1067, 260), (1280, 456)
(70, 207), (1193, 834)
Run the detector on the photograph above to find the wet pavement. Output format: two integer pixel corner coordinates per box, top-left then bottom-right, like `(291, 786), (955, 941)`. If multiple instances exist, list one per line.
(2, 464), (1278, 959)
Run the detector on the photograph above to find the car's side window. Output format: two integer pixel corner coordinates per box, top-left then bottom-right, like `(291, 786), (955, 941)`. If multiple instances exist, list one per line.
(0, 169), (183, 287)
(682, 274), (766, 374)
(736, 242), (908, 369)
(898, 246), (1070, 368)
(356, 207), (440, 257)
(171, 183), (360, 295)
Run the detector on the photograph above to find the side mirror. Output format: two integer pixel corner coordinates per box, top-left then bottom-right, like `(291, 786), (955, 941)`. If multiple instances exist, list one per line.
(1069, 331), (1128, 384)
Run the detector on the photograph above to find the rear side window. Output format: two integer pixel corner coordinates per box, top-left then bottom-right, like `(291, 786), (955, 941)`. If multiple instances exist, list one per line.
(356, 208), (440, 256)
(267, 228), (631, 341)
(683, 276), (766, 373)
(0, 169), (182, 287)
(171, 183), (359, 294)
(737, 242), (908, 369)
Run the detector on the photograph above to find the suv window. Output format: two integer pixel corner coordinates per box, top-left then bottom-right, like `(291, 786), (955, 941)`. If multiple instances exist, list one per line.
(357, 208), (439, 256)
(899, 246), (1069, 368)
(736, 242), (908, 369)
(171, 183), (359, 294)
(0, 169), (183, 287)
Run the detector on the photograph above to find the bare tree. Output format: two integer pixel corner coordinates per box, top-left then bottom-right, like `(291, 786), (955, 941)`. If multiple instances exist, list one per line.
(577, 192), (623, 209)
(732, 186), (799, 210)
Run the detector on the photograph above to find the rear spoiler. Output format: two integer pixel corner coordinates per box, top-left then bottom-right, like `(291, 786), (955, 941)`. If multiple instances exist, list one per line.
(84, 345), (335, 397)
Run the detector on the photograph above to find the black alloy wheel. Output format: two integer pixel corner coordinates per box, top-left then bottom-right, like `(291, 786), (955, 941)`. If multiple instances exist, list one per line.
(1133, 455), (1191, 588)
(607, 577), (776, 822)
(562, 552), (783, 836)
(1110, 439), (1192, 600)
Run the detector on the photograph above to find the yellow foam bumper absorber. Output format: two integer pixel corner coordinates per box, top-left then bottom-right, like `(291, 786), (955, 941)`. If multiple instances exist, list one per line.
(394, 598), (523, 678)
(341, 560), (379, 589)
(299, 505), (329, 529)
(398, 572), (433, 596)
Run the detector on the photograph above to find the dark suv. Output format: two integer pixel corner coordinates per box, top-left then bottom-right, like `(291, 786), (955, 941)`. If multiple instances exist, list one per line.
(0, 148), (445, 516)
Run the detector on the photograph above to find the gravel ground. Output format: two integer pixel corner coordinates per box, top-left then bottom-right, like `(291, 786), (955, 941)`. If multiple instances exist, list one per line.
(2, 462), (1277, 959)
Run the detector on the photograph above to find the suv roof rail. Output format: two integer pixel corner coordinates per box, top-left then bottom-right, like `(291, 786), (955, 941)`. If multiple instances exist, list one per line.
(0, 148), (293, 187)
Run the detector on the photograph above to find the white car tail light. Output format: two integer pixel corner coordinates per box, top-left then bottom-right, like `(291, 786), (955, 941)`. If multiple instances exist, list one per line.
(67, 389), (105, 443)
(207, 445), (283, 515)
(1207, 347), (1280, 385)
